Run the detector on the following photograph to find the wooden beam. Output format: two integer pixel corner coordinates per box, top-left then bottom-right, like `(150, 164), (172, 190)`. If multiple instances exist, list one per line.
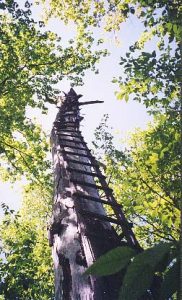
(59, 124), (76, 128)
(57, 133), (83, 139)
(59, 138), (87, 145)
(64, 158), (97, 167)
(62, 112), (78, 116)
(62, 150), (92, 158)
(67, 167), (106, 179)
(70, 178), (113, 193)
(58, 129), (81, 134)
(78, 209), (132, 227)
(62, 145), (87, 151)
(73, 192), (122, 208)
(78, 100), (104, 106)
(59, 121), (77, 125)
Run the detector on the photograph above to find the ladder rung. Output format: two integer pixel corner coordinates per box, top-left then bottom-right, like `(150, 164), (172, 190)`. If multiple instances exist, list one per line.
(85, 231), (116, 240)
(64, 158), (97, 167)
(62, 112), (77, 116)
(67, 167), (106, 179)
(62, 108), (81, 112)
(78, 209), (127, 226)
(71, 179), (113, 193)
(62, 150), (92, 158)
(57, 133), (83, 139)
(59, 124), (76, 128)
(73, 192), (122, 207)
(62, 145), (87, 151)
(59, 129), (81, 134)
(59, 138), (87, 145)
(59, 121), (77, 125)
(55, 120), (78, 124)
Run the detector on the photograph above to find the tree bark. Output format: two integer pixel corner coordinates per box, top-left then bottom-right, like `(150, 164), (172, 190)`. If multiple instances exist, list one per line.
(49, 89), (135, 299)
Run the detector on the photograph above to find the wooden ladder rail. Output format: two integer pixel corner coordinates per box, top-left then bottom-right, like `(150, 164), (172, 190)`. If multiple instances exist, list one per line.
(84, 145), (141, 250)
(56, 97), (142, 251)
(58, 130), (141, 251)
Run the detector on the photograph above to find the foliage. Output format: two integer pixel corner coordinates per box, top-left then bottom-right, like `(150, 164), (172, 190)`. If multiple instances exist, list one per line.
(160, 260), (180, 299)
(94, 113), (180, 243)
(119, 242), (173, 299)
(92, 114), (124, 163)
(85, 246), (136, 276)
(39, 0), (181, 114)
(106, 115), (180, 246)
(0, 0), (181, 299)
(78, 0), (181, 296)
(0, 184), (54, 299)
(86, 241), (179, 299)
(113, 1), (181, 114)
(91, 111), (180, 298)
(0, 0), (105, 183)
(39, 0), (181, 38)
(115, 39), (181, 114)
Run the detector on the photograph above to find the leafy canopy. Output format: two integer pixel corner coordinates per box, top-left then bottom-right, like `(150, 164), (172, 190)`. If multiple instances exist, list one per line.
(0, 0), (181, 299)
(39, 1), (181, 298)
(0, 0), (105, 183)
(0, 184), (54, 299)
(39, 0), (181, 114)
(91, 111), (180, 299)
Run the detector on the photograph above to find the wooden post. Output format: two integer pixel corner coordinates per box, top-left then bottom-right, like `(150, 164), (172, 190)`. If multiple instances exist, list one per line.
(50, 88), (140, 300)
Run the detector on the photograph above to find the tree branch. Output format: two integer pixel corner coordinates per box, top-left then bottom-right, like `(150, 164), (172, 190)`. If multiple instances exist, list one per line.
(1, 140), (33, 159)
(133, 212), (177, 242)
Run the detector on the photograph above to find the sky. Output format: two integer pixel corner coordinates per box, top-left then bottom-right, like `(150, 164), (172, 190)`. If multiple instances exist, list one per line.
(27, 5), (153, 146)
(0, 2), (153, 218)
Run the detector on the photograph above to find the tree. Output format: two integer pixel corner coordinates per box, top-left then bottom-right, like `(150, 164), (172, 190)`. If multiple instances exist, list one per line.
(0, 0), (181, 298)
(88, 113), (180, 298)
(106, 114), (180, 246)
(49, 89), (141, 300)
(39, 2), (181, 297)
(38, 0), (181, 113)
(0, 184), (54, 299)
(0, 0), (105, 184)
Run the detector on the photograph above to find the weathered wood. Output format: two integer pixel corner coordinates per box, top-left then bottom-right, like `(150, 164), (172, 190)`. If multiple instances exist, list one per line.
(78, 100), (104, 106)
(61, 150), (92, 158)
(57, 133), (83, 139)
(67, 167), (106, 179)
(50, 88), (141, 300)
(59, 138), (87, 145)
(58, 129), (81, 134)
(59, 124), (76, 128)
(81, 142), (142, 250)
(61, 144), (87, 151)
(73, 192), (122, 208)
(70, 178), (113, 193)
(78, 209), (132, 227)
(58, 121), (77, 125)
(65, 158), (98, 167)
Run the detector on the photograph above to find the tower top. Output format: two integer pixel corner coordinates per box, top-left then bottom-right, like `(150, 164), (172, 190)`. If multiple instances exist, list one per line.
(62, 88), (104, 107)
(63, 88), (83, 101)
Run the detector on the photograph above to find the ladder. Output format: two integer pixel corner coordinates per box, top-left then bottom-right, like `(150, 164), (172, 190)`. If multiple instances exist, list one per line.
(50, 88), (142, 300)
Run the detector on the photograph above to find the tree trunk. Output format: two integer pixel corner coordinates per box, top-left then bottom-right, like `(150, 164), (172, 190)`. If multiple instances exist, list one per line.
(49, 88), (140, 300)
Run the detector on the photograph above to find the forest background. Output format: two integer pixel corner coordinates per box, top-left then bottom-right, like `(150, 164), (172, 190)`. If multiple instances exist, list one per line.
(0, 0), (181, 299)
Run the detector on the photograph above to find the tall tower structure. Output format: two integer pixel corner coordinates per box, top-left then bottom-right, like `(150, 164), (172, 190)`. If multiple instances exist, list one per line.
(50, 88), (141, 300)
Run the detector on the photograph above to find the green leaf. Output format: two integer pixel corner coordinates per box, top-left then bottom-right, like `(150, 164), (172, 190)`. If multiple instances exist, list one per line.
(160, 261), (180, 299)
(125, 94), (129, 102)
(119, 262), (154, 300)
(85, 246), (136, 276)
(138, 242), (171, 268)
(166, 22), (173, 31)
(173, 24), (178, 34)
(119, 243), (171, 300)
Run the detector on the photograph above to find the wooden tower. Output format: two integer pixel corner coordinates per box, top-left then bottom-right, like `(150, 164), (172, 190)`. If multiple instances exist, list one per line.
(50, 88), (141, 300)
